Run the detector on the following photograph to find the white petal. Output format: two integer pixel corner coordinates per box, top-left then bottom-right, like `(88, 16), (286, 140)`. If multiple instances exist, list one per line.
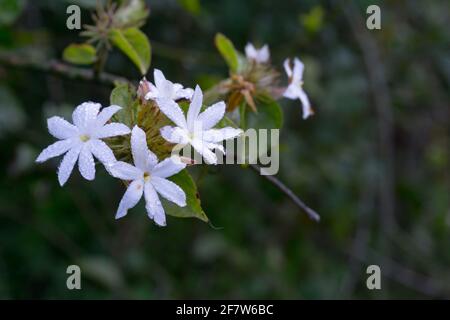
(191, 139), (217, 165)
(110, 161), (142, 181)
(78, 145), (95, 181)
(144, 183), (166, 226)
(245, 43), (257, 59)
(174, 87), (194, 100)
(156, 98), (187, 129)
(57, 145), (81, 186)
(153, 69), (166, 89)
(95, 123), (130, 139)
(283, 83), (300, 100)
(152, 157), (186, 178)
(203, 127), (242, 143)
(89, 139), (116, 167)
(186, 85), (203, 130)
(152, 176), (186, 207)
(36, 139), (74, 163)
(144, 83), (159, 101)
(95, 105), (122, 126)
(131, 126), (157, 170)
(298, 89), (313, 119)
(72, 102), (101, 129)
(160, 126), (189, 144)
(47, 116), (78, 139)
(283, 58), (293, 78)
(292, 57), (304, 83)
(258, 44), (270, 63)
(197, 101), (225, 130)
(116, 179), (144, 219)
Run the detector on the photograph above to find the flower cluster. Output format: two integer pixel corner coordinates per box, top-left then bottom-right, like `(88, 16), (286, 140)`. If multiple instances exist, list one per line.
(244, 42), (313, 119)
(36, 71), (242, 226)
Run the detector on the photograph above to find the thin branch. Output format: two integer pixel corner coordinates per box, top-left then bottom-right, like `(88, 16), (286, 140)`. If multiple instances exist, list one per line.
(249, 164), (320, 222)
(0, 52), (130, 86)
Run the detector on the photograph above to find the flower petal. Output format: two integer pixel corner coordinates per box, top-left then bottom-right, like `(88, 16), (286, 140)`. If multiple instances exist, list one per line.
(78, 145), (95, 181)
(292, 57), (304, 83)
(298, 89), (313, 119)
(191, 138), (217, 164)
(153, 69), (166, 89)
(95, 123), (131, 139)
(89, 139), (116, 167)
(203, 127), (242, 143)
(95, 105), (122, 126)
(36, 139), (75, 163)
(72, 102), (101, 129)
(160, 126), (189, 144)
(47, 116), (78, 139)
(152, 176), (186, 207)
(156, 98), (187, 129)
(283, 83), (300, 100)
(144, 183), (166, 226)
(174, 87), (194, 101)
(131, 126), (157, 170)
(57, 144), (81, 186)
(110, 161), (142, 181)
(259, 44), (270, 63)
(116, 179), (144, 219)
(186, 85), (203, 130)
(283, 58), (293, 78)
(152, 157), (186, 178)
(197, 101), (225, 130)
(245, 43), (257, 59)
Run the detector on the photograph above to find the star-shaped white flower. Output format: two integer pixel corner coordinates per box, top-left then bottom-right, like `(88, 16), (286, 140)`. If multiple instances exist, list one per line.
(144, 69), (194, 102)
(36, 102), (130, 186)
(245, 43), (270, 64)
(109, 126), (186, 226)
(283, 57), (314, 119)
(157, 85), (242, 165)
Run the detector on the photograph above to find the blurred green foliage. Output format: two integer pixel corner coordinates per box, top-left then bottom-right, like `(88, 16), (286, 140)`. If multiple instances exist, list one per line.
(0, 0), (449, 299)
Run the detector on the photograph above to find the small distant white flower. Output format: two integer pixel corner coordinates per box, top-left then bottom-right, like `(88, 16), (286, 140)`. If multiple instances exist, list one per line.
(110, 126), (186, 226)
(245, 43), (270, 64)
(283, 57), (314, 119)
(36, 102), (130, 186)
(157, 85), (242, 165)
(144, 69), (194, 102)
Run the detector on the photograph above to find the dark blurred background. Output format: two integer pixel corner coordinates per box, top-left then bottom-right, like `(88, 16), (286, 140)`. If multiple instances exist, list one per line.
(0, 0), (449, 299)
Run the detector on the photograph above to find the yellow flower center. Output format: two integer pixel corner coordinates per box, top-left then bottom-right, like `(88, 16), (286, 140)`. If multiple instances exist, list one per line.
(143, 171), (151, 182)
(79, 134), (90, 142)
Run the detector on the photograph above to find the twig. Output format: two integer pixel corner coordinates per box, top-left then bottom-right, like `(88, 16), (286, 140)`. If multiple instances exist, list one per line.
(249, 164), (320, 222)
(0, 52), (130, 86)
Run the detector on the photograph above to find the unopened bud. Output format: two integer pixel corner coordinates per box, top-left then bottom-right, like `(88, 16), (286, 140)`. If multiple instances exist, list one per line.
(137, 77), (151, 100)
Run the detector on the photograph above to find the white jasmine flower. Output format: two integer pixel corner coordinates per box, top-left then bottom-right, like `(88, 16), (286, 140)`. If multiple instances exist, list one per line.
(110, 126), (186, 226)
(157, 85), (242, 165)
(245, 43), (270, 64)
(283, 57), (314, 119)
(36, 102), (130, 186)
(144, 69), (194, 102)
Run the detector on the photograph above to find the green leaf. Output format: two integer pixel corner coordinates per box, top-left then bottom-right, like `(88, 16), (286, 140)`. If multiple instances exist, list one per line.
(163, 169), (208, 223)
(0, 0), (25, 26)
(300, 5), (324, 34)
(62, 43), (97, 65)
(177, 0), (201, 15)
(110, 28), (151, 75)
(246, 94), (283, 130)
(110, 82), (137, 127)
(214, 33), (239, 72)
(115, 0), (149, 28)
